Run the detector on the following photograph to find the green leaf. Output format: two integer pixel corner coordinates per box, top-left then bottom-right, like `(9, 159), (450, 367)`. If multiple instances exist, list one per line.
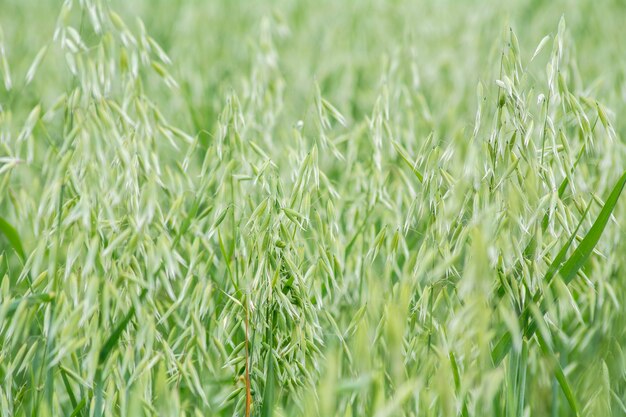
(68, 397), (87, 417)
(491, 332), (512, 367)
(60, 366), (79, 412)
(532, 302), (579, 416)
(558, 171), (626, 284)
(98, 289), (148, 364)
(260, 349), (275, 417)
(261, 305), (276, 417)
(449, 351), (469, 417)
(541, 196), (593, 286)
(391, 140), (423, 183)
(5, 292), (55, 315)
(492, 171), (626, 366)
(0, 216), (25, 261)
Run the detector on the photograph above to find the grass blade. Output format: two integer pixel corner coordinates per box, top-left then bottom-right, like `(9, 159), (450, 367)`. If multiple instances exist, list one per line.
(558, 171), (626, 284)
(449, 351), (469, 417)
(391, 140), (424, 183)
(0, 216), (25, 261)
(261, 309), (276, 417)
(68, 397), (87, 417)
(60, 366), (79, 412)
(5, 292), (55, 315)
(531, 302), (579, 416)
(99, 289), (148, 364)
(492, 171), (626, 366)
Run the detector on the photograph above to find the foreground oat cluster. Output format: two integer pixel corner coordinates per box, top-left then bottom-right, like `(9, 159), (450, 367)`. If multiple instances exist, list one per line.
(1, 0), (626, 416)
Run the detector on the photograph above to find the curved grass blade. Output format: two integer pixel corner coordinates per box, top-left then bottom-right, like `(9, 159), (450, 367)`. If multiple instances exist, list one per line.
(60, 366), (79, 412)
(94, 289), (148, 417)
(99, 288), (148, 364)
(68, 397), (87, 417)
(391, 140), (423, 183)
(541, 197), (594, 287)
(5, 292), (55, 315)
(496, 174), (572, 300)
(0, 216), (25, 261)
(558, 171), (626, 284)
(491, 197), (593, 366)
(532, 301), (580, 416)
(449, 351), (469, 417)
(491, 332), (512, 366)
(492, 171), (626, 366)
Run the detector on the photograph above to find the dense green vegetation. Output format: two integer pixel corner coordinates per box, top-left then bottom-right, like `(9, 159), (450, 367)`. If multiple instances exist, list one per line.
(1, 0), (626, 416)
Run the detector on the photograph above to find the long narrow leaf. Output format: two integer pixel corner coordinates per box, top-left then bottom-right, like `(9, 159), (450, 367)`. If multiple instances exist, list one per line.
(492, 171), (626, 366)
(99, 289), (148, 363)
(558, 171), (626, 284)
(0, 216), (25, 261)
(532, 302), (579, 416)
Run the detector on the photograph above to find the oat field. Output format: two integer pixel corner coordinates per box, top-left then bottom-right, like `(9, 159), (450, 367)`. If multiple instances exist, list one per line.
(1, 1), (626, 416)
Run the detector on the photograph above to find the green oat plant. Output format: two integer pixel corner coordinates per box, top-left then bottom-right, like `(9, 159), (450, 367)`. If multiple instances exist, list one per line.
(1, 0), (626, 416)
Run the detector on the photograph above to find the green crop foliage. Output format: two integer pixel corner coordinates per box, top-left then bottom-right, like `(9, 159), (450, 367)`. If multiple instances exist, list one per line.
(1, 1), (626, 416)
